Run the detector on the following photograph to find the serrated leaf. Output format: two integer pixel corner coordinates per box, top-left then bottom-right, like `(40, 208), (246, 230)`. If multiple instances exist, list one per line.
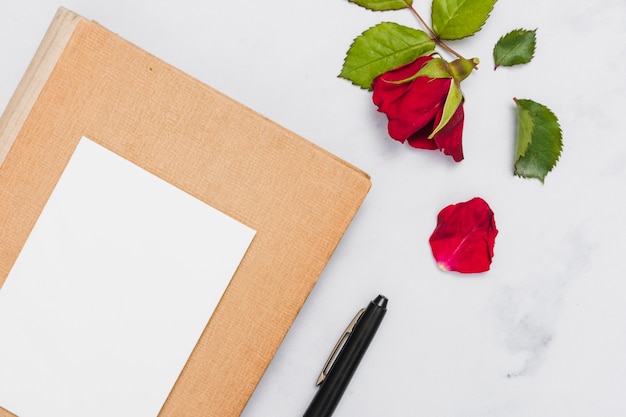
(340, 22), (436, 89)
(432, 0), (498, 40)
(514, 98), (563, 182)
(494, 29), (536, 69)
(348, 0), (412, 11)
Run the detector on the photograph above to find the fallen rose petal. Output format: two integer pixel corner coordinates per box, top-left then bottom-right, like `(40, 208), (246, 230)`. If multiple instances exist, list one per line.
(429, 197), (498, 273)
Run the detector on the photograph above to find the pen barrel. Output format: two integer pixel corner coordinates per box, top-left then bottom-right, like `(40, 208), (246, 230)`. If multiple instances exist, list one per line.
(303, 296), (387, 417)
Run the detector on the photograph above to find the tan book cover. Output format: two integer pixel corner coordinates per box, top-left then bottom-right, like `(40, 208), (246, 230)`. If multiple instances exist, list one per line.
(0, 7), (370, 417)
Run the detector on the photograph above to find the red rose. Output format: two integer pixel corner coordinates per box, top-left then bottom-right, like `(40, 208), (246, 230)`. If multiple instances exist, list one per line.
(372, 56), (467, 162)
(429, 197), (498, 273)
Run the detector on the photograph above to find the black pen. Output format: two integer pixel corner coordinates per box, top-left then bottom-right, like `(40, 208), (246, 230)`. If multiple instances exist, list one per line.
(303, 294), (388, 417)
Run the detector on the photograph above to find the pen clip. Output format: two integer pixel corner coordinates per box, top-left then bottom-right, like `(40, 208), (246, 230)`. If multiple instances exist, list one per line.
(315, 307), (365, 386)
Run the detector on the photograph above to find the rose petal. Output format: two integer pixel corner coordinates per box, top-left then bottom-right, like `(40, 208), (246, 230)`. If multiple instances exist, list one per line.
(372, 57), (450, 142)
(406, 102), (464, 159)
(406, 121), (439, 150)
(371, 56), (432, 104)
(431, 103), (464, 162)
(429, 197), (498, 273)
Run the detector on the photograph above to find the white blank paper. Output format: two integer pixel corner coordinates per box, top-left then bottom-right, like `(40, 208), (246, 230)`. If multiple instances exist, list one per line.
(0, 137), (256, 417)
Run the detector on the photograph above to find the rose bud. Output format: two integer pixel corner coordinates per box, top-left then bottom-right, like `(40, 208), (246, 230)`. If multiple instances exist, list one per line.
(372, 55), (478, 162)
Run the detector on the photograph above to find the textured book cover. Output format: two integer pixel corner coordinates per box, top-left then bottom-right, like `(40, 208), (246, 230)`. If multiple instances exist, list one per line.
(0, 7), (370, 417)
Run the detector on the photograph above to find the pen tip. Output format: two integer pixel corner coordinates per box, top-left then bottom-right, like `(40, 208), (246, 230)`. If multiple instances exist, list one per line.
(373, 295), (388, 309)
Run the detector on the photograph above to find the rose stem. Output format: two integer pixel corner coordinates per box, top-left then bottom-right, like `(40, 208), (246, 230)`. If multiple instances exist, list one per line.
(404, 2), (467, 61)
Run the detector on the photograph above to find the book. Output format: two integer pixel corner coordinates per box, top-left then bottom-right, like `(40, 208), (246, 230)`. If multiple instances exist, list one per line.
(0, 7), (370, 417)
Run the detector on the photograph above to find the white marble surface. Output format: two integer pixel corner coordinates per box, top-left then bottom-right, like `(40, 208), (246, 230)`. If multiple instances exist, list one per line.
(2, 1), (626, 416)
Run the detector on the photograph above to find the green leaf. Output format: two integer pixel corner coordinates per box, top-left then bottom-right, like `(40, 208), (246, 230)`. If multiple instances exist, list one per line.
(432, 0), (498, 40)
(347, 0), (412, 11)
(430, 81), (463, 138)
(514, 98), (563, 182)
(493, 29), (537, 69)
(340, 22), (436, 89)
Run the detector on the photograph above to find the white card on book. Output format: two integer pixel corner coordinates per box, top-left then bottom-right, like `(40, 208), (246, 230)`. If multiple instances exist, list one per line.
(0, 137), (256, 417)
